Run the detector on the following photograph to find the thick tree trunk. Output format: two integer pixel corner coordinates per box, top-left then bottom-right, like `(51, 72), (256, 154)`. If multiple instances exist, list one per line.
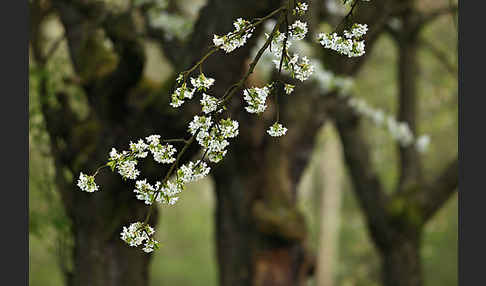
(213, 152), (311, 286)
(59, 138), (161, 286)
(212, 78), (327, 286)
(71, 227), (151, 286)
(381, 236), (423, 286)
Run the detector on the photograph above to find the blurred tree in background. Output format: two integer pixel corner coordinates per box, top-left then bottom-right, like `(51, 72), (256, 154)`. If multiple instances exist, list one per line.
(29, 0), (457, 286)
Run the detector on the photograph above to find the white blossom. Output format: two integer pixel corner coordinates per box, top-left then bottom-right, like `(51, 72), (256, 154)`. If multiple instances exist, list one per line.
(134, 179), (162, 205)
(213, 18), (254, 53)
(121, 222), (157, 252)
(200, 93), (219, 114)
(244, 85), (271, 114)
(344, 23), (368, 39)
(167, 197), (179, 206)
(416, 134), (431, 153)
(208, 150), (228, 163)
(117, 159), (140, 180)
(267, 30), (290, 58)
(188, 115), (212, 135)
(197, 128), (229, 153)
(267, 122), (288, 137)
(218, 118), (239, 139)
(294, 2), (308, 16)
(191, 73), (215, 91)
(284, 84), (295, 95)
(77, 172), (99, 193)
(129, 139), (149, 158)
(177, 160), (211, 183)
(152, 144), (177, 164)
(170, 84), (195, 108)
(142, 238), (160, 253)
(317, 30), (366, 58)
(260, 22), (314, 82)
(146, 135), (161, 147)
(109, 148), (123, 161)
(161, 179), (183, 198)
(145, 135), (177, 163)
(289, 20), (308, 41)
(283, 54), (314, 81)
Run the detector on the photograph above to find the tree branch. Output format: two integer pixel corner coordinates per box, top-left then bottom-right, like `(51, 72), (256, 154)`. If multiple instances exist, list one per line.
(329, 96), (390, 244)
(416, 5), (458, 28)
(417, 158), (458, 222)
(420, 37), (457, 76)
(319, 0), (401, 75)
(395, 12), (423, 191)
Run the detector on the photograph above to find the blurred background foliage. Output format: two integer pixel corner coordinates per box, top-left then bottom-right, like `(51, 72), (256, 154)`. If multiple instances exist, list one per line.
(29, 0), (457, 285)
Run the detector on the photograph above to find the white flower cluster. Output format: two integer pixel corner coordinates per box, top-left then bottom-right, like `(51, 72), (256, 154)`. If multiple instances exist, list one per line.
(171, 73), (216, 108)
(200, 93), (219, 114)
(347, 97), (430, 151)
(317, 23), (368, 57)
(191, 73), (215, 92)
(312, 59), (350, 94)
(317, 33), (365, 57)
(266, 28), (315, 82)
(258, 35), (428, 152)
(294, 2), (308, 16)
(273, 54), (314, 81)
(188, 115), (239, 163)
(134, 179), (162, 205)
(131, 158), (212, 208)
(267, 122), (288, 137)
(77, 172), (99, 193)
(120, 222), (159, 253)
(159, 160), (211, 206)
(344, 23), (368, 39)
(415, 135), (430, 153)
(104, 135), (177, 182)
(218, 118), (240, 139)
(170, 83), (195, 108)
(130, 139), (149, 158)
(108, 147), (141, 180)
(289, 20), (308, 41)
(213, 18), (255, 53)
(146, 135), (177, 164)
(284, 83), (295, 95)
(243, 85), (272, 114)
(117, 160), (140, 180)
(177, 160), (211, 184)
(188, 115), (213, 135)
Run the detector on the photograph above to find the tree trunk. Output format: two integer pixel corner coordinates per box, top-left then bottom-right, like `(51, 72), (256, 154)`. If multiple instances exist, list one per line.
(58, 137), (161, 286)
(71, 226), (151, 286)
(212, 77), (328, 285)
(213, 145), (310, 286)
(381, 236), (423, 286)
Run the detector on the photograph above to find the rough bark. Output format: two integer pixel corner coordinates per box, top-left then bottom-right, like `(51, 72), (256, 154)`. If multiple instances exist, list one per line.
(213, 80), (328, 286)
(31, 1), (187, 285)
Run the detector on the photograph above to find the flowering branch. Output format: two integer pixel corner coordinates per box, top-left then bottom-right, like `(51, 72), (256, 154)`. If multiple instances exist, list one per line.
(76, 0), (372, 253)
